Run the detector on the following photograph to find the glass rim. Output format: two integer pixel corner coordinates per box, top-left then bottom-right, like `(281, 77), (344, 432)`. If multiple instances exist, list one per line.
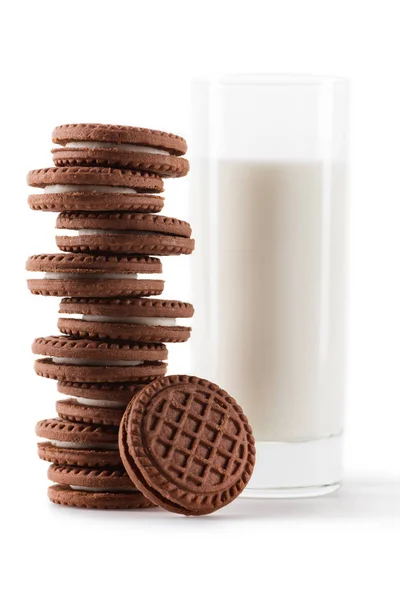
(192, 73), (349, 87)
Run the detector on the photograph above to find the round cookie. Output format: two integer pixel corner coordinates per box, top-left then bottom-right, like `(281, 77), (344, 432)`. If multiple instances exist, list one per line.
(58, 297), (194, 343)
(48, 485), (154, 509)
(27, 166), (164, 192)
(52, 146), (189, 178)
(32, 336), (168, 383)
(38, 442), (122, 468)
(36, 418), (119, 448)
(53, 123), (187, 152)
(56, 398), (125, 427)
(37, 417), (122, 473)
(119, 375), (256, 516)
(28, 192), (164, 213)
(48, 463), (134, 490)
(57, 381), (145, 405)
(56, 212), (195, 256)
(28, 164), (163, 213)
(26, 253), (164, 297)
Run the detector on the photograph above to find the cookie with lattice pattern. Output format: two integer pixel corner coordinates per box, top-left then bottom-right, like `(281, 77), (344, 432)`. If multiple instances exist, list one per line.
(119, 375), (256, 515)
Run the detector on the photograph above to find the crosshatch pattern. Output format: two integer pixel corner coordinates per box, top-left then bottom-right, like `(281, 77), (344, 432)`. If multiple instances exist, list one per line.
(122, 375), (256, 515)
(143, 386), (247, 493)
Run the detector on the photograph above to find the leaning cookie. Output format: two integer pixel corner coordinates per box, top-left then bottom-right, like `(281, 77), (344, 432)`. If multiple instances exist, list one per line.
(27, 165), (164, 212)
(58, 297), (194, 343)
(55, 212), (195, 256)
(32, 335), (167, 383)
(119, 375), (256, 516)
(26, 253), (164, 297)
(52, 123), (189, 178)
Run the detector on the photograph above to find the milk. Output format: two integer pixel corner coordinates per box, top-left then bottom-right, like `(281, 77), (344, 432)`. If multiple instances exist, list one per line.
(191, 160), (348, 442)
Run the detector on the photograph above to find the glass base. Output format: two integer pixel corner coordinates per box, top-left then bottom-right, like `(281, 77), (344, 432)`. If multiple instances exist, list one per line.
(242, 433), (343, 499)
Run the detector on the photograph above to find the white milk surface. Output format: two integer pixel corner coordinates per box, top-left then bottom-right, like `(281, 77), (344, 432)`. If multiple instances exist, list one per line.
(191, 160), (348, 442)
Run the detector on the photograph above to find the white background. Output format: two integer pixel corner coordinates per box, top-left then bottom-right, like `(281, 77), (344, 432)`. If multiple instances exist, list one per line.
(1, 1), (399, 598)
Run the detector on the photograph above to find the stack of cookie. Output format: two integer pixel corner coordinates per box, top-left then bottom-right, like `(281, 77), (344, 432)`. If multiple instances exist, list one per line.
(27, 124), (194, 509)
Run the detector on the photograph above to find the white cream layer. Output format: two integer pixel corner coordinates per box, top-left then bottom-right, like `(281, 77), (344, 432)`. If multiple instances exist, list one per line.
(65, 141), (170, 155)
(69, 396), (128, 409)
(49, 440), (118, 450)
(59, 313), (178, 327)
(28, 272), (139, 280)
(37, 184), (139, 195)
(69, 485), (138, 493)
(52, 357), (143, 367)
(55, 228), (148, 237)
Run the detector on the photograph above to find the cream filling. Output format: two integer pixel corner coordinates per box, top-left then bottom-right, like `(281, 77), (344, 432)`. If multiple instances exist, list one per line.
(69, 485), (138, 493)
(49, 440), (118, 450)
(27, 272), (139, 280)
(69, 396), (128, 408)
(55, 229), (158, 237)
(51, 357), (143, 367)
(59, 313), (178, 327)
(38, 184), (139, 195)
(65, 141), (170, 155)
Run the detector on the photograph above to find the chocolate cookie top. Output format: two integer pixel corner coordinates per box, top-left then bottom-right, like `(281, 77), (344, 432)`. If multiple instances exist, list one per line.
(27, 166), (163, 193)
(59, 297), (194, 318)
(27, 253), (162, 274)
(119, 375), (256, 516)
(28, 191), (164, 213)
(32, 336), (168, 362)
(36, 418), (119, 446)
(35, 359), (166, 383)
(56, 212), (192, 237)
(53, 124), (187, 155)
(57, 381), (145, 404)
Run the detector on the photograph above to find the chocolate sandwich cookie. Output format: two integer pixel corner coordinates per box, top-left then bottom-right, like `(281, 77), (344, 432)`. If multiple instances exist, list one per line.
(28, 166), (163, 192)
(119, 375), (256, 516)
(47, 455), (153, 509)
(26, 253), (164, 297)
(37, 418), (121, 468)
(29, 193), (164, 214)
(55, 212), (195, 256)
(32, 336), (167, 383)
(48, 485), (153, 509)
(58, 298), (194, 343)
(52, 123), (189, 178)
(57, 381), (145, 405)
(28, 165), (164, 213)
(48, 463), (133, 490)
(56, 398), (125, 427)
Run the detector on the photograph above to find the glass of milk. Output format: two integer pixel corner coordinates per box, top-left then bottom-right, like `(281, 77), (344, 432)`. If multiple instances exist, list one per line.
(190, 74), (349, 498)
